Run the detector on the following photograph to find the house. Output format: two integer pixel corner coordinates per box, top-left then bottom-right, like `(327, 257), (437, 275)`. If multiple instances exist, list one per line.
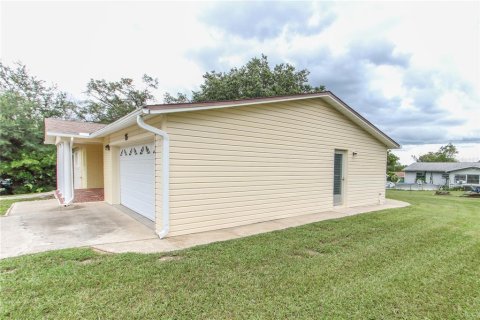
(403, 162), (480, 186)
(44, 91), (399, 238)
(395, 171), (405, 182)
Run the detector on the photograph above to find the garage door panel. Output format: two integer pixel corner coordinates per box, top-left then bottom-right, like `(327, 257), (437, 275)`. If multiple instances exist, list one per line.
(120, 143), (155, 221)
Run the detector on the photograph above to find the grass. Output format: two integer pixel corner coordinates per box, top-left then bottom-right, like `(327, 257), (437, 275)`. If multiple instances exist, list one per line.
(1, 191), (479, 319)
(0, 196), (54, 216)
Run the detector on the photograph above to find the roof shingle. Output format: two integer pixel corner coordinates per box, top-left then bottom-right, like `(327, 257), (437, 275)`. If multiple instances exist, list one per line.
(44, 118), (106, 136)
(404, 162), (480, 172)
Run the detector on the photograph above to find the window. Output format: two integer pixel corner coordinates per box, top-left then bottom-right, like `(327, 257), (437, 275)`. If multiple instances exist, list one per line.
(416, 172), (425, 182)
(454, 174), (466, 184)
(467, 175), (480, 184)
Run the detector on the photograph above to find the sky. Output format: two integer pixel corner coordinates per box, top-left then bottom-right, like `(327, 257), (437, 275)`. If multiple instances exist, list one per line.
(1, 1), (479, 164)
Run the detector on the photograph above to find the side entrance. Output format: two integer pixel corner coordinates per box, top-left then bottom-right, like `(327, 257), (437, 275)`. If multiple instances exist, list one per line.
(333, 150), (346, 206)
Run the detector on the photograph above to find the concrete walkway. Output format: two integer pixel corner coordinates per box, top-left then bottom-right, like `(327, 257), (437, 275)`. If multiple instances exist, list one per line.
(1, 198), (409, 259)
(92, 199), (410, 255)
(0, 191), (54, 200)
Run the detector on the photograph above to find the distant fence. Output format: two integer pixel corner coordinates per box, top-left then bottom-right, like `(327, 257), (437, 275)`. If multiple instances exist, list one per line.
(393, 183), (440, 191)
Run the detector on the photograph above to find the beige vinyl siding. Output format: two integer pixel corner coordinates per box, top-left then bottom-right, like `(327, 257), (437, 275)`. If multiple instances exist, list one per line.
(103, 139), (119, 204)
(106, 117), (160, 146)
(162, 98), (387, 236)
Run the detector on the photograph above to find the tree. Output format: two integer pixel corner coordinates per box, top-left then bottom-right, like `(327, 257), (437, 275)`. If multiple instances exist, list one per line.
(0, 62), (77, 120)
(386, 150), (404, 182)
(163, 92), (189, 104)
(164, 54), (325, 103)
(80, 75), (159, 123)
(413, 143), (458, 162)
(0, 63), (76, 193)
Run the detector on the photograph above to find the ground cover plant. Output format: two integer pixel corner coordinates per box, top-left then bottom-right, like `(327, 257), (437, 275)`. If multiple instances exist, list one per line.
(1, 191), (479, 319)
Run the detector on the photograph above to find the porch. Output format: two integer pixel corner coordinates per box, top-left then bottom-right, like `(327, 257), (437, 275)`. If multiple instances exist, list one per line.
(74, 188), (104, 202)
(55, 138), (105, 205)
(55, 188), (105, 204)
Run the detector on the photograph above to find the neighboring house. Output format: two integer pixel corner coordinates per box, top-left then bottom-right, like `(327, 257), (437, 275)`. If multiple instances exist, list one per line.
(395, 171), (405, 182)
(44, 91), (399, 238)
(404, 162), (480, 187)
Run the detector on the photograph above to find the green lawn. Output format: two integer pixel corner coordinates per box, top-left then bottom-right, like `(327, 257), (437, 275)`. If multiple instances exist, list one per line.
(0, 196), (54, 216)
(1, 191), (479, 319)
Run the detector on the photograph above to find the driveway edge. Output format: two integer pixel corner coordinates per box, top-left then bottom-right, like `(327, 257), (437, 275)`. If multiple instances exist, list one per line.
(4, 203), (15, 217)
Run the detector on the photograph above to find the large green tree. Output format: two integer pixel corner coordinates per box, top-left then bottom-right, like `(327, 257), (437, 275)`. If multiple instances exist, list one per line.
(165, 55), (324, 103)
(0, 63), (76, 193)
(413, 143), (458, 162)
(79, 75), (159, 123)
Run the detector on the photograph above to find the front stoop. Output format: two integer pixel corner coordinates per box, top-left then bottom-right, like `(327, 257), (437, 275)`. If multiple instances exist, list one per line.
(74, 188), (104, 203)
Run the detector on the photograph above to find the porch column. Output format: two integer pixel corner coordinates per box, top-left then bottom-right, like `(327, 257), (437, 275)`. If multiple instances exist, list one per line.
(62, 139), (74, 204)
(57, 142), (64, 196)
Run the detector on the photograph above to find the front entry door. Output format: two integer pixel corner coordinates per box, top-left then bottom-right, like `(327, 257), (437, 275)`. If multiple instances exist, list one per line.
(333, 151), (345, 206)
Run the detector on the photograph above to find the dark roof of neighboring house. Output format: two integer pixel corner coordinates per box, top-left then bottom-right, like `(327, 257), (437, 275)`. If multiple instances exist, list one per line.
(404, 162), (480, 173)
(44, 118), (107, 136)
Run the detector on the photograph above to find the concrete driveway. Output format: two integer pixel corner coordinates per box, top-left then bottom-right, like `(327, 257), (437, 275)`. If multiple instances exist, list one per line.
(0, 199), (156, 259)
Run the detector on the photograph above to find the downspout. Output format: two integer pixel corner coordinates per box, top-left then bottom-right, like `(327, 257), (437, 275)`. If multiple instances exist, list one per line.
(136, 114), (170, 239)
(63, 137), (75, 206)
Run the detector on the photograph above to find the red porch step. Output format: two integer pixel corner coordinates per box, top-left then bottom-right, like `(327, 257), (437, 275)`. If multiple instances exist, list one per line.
(73, 188), (104, 203)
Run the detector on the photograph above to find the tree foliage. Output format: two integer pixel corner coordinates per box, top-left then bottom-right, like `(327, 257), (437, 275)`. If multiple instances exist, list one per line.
(164, 54), (324, 103)
(0, 63), (75, 193)
(79, 75), (159, 123)
(163, 92), (189, 104)
(386, 150), (404, 182)
(1, 56), (323, 193)
(413, 143), (458, 162)
(0, 62), (77, 120)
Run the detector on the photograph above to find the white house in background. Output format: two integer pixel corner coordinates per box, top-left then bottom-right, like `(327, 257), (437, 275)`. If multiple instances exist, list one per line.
(404, 162), (480, 186)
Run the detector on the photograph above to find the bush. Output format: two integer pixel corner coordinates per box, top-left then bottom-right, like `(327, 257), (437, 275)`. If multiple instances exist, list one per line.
(0, 150), (56, 194)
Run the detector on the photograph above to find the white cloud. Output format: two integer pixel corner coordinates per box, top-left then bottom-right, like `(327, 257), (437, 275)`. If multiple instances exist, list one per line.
(1, 1), (479, 145)
(1, 1), (209, 100)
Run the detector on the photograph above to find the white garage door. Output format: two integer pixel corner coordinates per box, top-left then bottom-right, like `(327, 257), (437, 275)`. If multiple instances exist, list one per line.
(119, 143), (155, 221)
